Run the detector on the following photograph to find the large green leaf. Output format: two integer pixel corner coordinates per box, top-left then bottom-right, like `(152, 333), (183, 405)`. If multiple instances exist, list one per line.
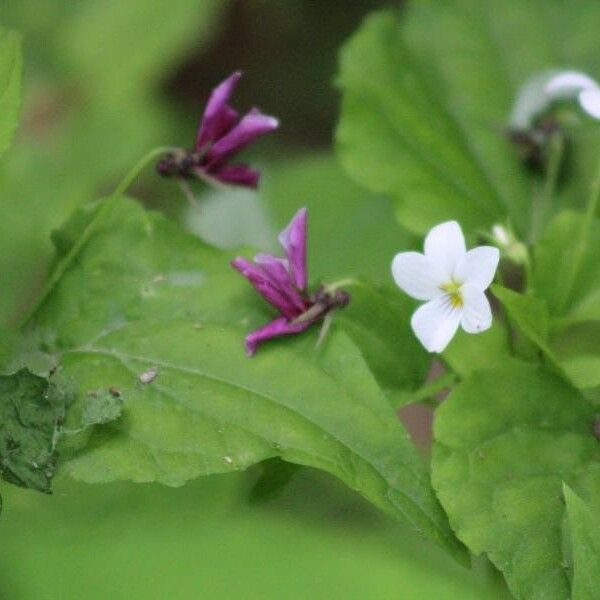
(563, 485), (600, 600)
(336, 3), (600, 238)
(432, 362), (600, 599)
(25, 196), (462, 557)
(0, 27), (21, 157)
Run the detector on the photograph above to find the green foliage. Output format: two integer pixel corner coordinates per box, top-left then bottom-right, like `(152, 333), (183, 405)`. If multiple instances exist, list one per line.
(0, 27), (21, 158)
(0, 369), (69, 494)
(24, 196), (462, 557)
(0, 0), (226, 326)
(337, 283), (428, 403)
(563, 485), (600, 600)
(5, 0), (600, 596)
(79, 389), (123, 428)
(491, 285), (556, 362)
(533, 209), (600, 325)
(443, 323), (512, 379)
(432, 362), (600, 599)
(336, 2), (600, 238)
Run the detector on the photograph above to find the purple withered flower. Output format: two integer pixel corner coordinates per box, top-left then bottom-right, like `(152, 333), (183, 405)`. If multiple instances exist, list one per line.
(157, 71), (279, 189)
(232, 208), (350, 356)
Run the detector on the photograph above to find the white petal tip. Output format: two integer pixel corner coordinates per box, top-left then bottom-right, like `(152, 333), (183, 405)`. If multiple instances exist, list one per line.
(579, 89), (600, 120)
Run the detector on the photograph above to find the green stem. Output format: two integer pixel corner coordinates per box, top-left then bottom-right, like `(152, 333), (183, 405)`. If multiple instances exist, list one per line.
(557, 158), (600, 313)
(523, 253), (534, 295)
(322, 278), (363, 294)
(113, 146), (177, 197)
(19, 147), (175, 328)
(530, 133), (564, 244)
(405, 372), (458, 408)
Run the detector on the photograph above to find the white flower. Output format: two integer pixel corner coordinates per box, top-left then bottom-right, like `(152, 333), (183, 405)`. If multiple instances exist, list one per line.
(510, 70), (600, 131)
(391, 221), (499, 353)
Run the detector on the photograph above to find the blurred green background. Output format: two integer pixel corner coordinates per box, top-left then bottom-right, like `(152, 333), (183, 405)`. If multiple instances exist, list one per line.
(0, 1), (508, 597)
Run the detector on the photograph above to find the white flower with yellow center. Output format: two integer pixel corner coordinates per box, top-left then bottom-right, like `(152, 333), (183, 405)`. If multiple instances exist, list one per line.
(391, 221), (499, 353)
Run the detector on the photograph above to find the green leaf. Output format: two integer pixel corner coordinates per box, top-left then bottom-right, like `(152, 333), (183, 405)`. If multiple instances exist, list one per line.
(26, 197), (463, 558)
(443, 323), (512, 380)
(432, 362), (600, 599)
(533, 210), (600, 326)
(563, 484), (600, 600)
(336, 9), (520, 236)
(0, 27), (21, 157)
(80, 389), (123, 428)
(0, 369), (70, 494)
(336, 3), (600, 237)
(338, 283), (430, 402)
(491, 284), (562, 367)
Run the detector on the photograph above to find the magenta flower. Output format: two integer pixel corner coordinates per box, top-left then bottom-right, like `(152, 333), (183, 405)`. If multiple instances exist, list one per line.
(232, 208), (350, 355)
(157, 71), (279, 189)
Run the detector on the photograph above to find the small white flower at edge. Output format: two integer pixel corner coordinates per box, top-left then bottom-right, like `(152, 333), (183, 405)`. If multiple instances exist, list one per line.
(391, 221), (500, 353)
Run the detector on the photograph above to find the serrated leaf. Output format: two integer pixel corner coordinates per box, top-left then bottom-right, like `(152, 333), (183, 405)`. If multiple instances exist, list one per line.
(563, 484), (600, 600)
(336, 2), (600, 238)
(0, 369), (70, 494)
(26, 197), (463, 558)
(432, 362), (600, 599)
(0, 27), (21, 157)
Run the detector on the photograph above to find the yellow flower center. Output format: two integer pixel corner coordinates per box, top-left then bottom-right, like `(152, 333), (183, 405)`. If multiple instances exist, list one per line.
(440, 281), (464, 309)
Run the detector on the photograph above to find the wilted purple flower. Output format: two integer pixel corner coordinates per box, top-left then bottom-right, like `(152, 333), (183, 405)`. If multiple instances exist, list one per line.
(232, 208), (350, 355)
(157, 71), (279, 189)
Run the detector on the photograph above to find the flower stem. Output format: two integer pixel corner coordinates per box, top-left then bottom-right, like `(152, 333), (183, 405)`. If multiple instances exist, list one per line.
(406, 372), (458, 408)
(113, 146), (177, 197)
(178, 180), (202, 210)
(19, 147), (175, 328)
(557, 157), (600, 313)
(322, 278), (362, 294)
(530, 132), (564, 244)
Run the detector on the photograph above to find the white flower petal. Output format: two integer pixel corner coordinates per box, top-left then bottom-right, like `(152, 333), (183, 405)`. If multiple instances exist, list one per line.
(424, 221), (466, 277)
(454, 246), (499, 291)
(546, 71), (599, 96)
(391, 252), (447, 301)
(579, 89), (600, 120)
(460, 285), (493, 334)
(411, 296), (462, 353)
